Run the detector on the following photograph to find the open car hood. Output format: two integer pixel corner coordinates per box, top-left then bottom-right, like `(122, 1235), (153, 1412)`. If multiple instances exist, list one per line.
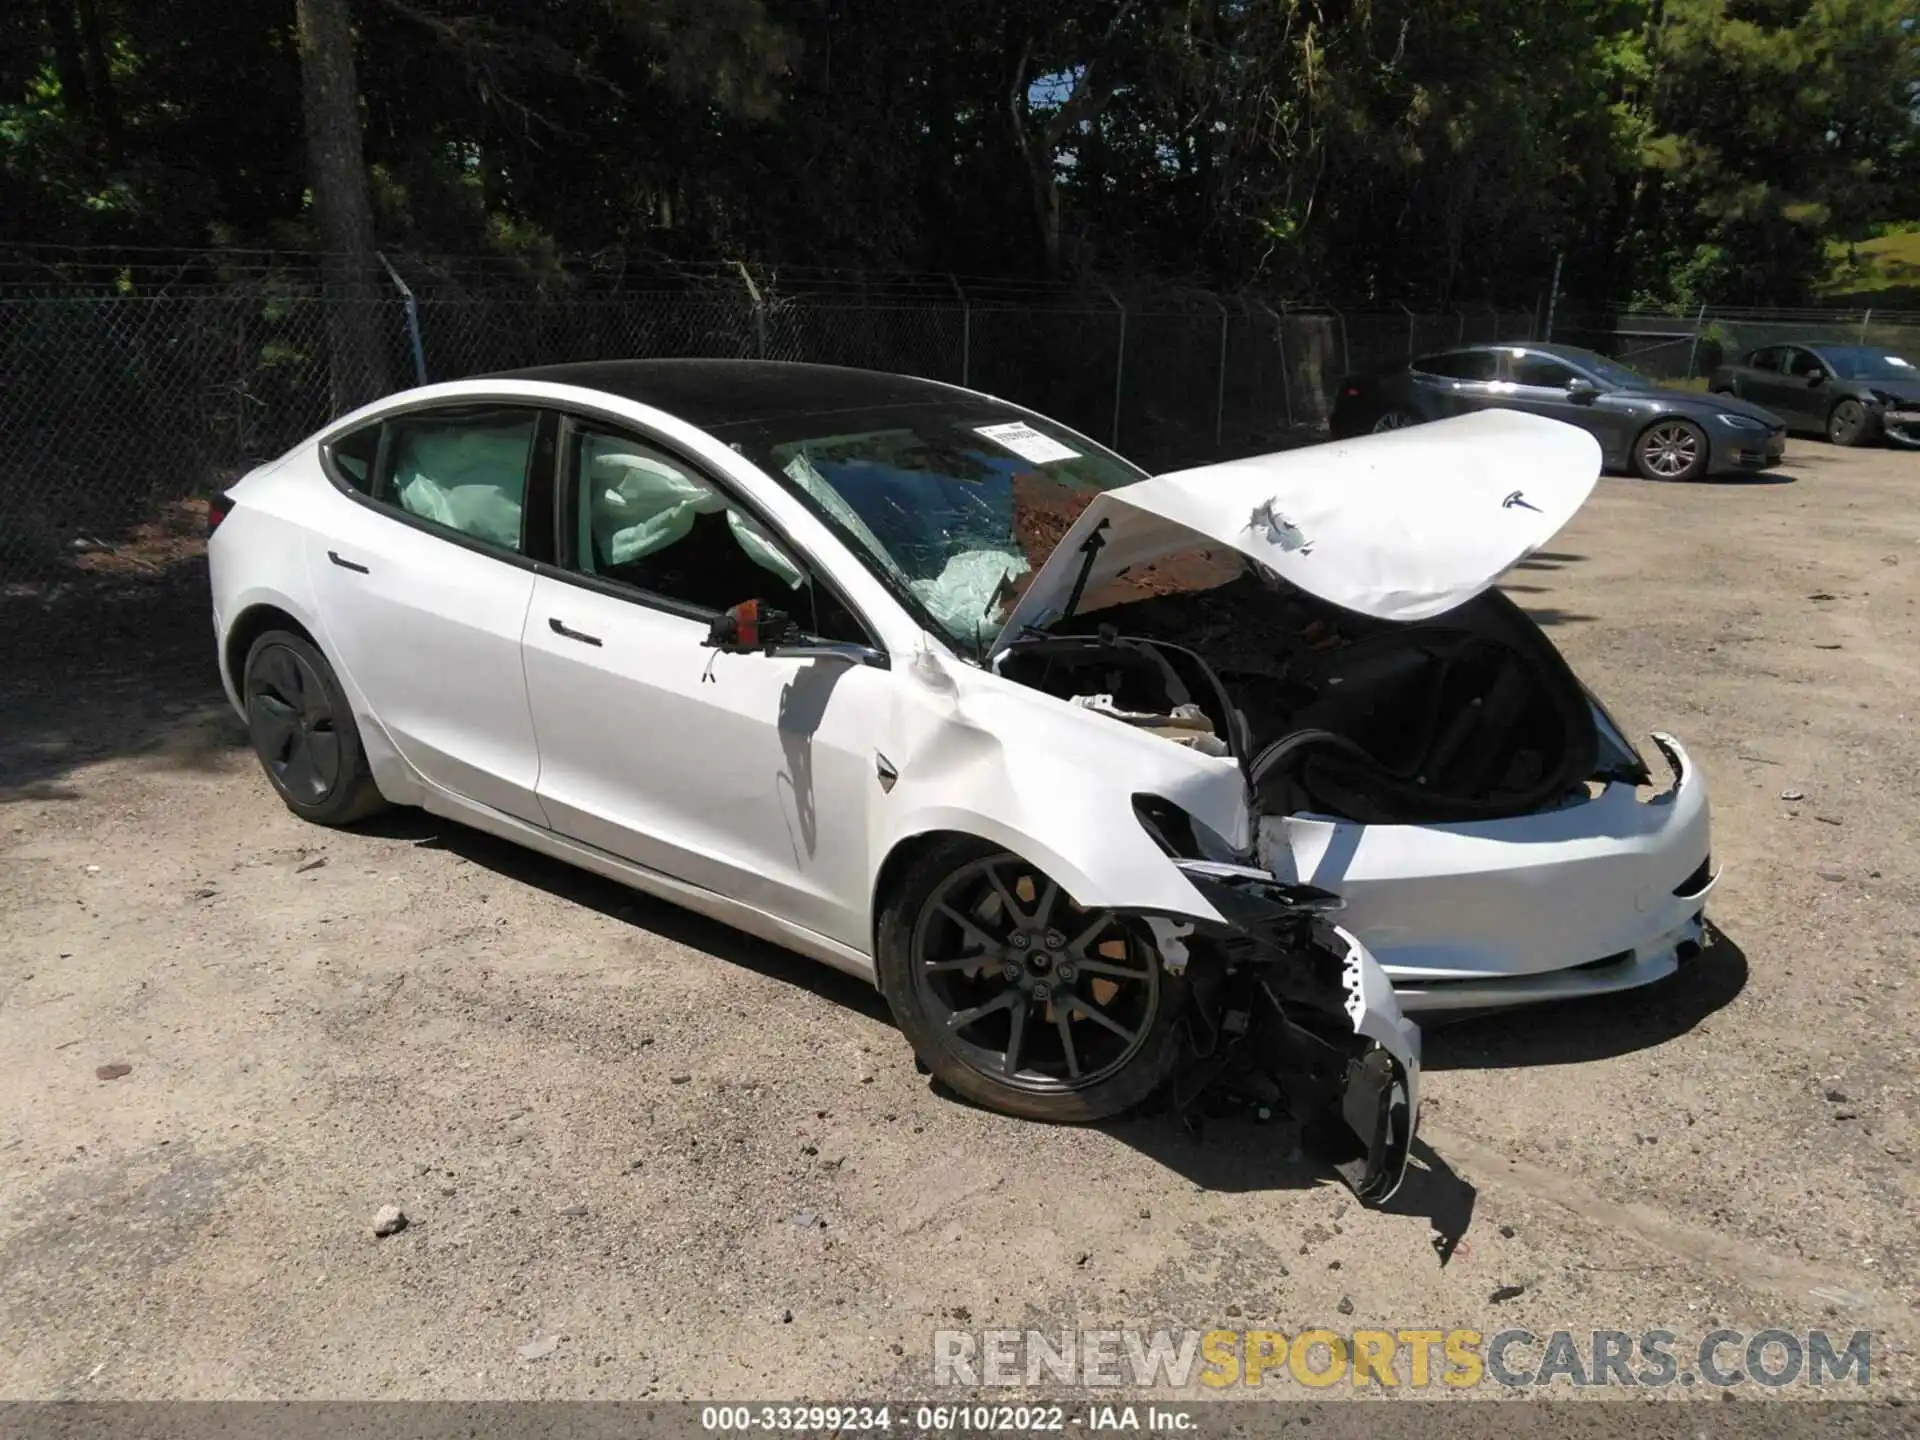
(991, 410), (1602, 652)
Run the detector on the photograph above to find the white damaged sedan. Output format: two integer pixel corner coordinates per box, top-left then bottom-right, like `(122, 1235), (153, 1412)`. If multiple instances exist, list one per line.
(208, 360), (1713, 1203)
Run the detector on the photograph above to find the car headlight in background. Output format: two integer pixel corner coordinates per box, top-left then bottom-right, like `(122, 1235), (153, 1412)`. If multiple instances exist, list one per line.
(1715, 413), (1767, 430)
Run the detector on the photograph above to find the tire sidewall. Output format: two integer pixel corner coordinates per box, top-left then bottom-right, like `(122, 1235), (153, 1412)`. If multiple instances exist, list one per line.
(242, 629), (382, 825)
(875, 836), (1189, 1124)
(1828, 399), (1870, 447)
(1635, 418), (1708, 481)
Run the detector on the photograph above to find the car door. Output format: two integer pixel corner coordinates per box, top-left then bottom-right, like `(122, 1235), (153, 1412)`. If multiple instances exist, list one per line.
(1406, 349), (1502, 417)
(519, 415), (895, 949)
(1497, 351), (1651, 468)
(308, 404), (555, 826)
(1776, 346), (1832, 428)
(1722, 345), (1781, 404)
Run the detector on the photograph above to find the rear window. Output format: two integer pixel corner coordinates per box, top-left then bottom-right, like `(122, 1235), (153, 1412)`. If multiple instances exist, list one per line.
(327, 425), (380, 494)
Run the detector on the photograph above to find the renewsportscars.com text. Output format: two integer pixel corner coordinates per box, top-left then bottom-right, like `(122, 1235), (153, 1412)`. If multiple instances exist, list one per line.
(932, 1327), (1872, 1390)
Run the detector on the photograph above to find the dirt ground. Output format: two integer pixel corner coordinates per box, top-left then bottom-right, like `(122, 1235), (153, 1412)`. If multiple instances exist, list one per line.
(2, 440), (1917, 1404)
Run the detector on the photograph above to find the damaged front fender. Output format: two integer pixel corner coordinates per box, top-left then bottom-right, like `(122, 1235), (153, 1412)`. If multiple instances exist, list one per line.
(1133, 861), (1421, 1205)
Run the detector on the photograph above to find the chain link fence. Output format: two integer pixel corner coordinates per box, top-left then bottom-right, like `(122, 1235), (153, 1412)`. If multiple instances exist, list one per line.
(4, 249), (1914, 589)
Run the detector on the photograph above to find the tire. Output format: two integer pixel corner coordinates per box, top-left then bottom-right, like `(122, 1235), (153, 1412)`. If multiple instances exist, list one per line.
(1633, 418), (1709, 481)
(241, 629), (387, 826)
(1370, 409), (1419, 434)
(1827, 398), (1871, 447)
(876, 837), (1187, 1123)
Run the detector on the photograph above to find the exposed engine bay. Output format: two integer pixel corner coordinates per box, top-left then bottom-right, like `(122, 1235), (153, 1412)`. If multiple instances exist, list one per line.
(997, 557), (1602, 827)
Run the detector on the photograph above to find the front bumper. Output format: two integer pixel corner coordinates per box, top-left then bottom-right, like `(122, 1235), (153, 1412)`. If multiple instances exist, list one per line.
(1717, 426), (1786, 472)
(1259, 732), (1714, 1015)
(1880, 407), (1920, 446)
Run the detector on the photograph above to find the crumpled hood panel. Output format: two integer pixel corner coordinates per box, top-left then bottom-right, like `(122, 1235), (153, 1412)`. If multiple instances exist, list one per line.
(994, 410), (1602, 645)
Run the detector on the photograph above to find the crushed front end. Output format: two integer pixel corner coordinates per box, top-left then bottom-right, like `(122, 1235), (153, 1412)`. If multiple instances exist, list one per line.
(1128, 862), (1420, 1205)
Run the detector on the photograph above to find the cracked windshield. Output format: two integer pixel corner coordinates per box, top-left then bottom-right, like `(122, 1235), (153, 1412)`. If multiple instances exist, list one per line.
(717, 404), (1144, 655)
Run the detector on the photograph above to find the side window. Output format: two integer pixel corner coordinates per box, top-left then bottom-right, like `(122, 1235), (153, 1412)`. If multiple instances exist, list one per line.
(1412, 351), (1498, 381)
(566, 423), (868, 645)
(1748, 347), (1781, 372)
(326, 424), (380, 495)
(1785, 348), (1824, 378)
(1508, 353), (1580, 388)
(382, 408), (537, 553)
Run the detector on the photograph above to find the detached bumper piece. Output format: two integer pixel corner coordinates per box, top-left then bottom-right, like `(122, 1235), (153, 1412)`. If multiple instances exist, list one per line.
(1146, 862), (1420, 1206)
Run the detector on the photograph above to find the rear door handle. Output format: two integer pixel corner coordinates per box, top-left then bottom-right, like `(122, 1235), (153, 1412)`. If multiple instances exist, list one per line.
(327, 550), (370, 574)
(548, 617), (602, 647)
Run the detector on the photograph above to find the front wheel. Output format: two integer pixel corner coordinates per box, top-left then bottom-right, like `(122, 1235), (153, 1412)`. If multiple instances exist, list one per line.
(242, 630), (387, 826)
(1370, 409), (1419, 434)
(1633, 418), (1708, 481)
(1827, 398), (1871, 447)
(876, 839), (1186, 1122)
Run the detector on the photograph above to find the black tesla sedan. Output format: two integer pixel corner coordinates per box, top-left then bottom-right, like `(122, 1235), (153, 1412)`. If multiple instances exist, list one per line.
(1707, 342), (1920, 447)
(1332, 342), (1787, 481)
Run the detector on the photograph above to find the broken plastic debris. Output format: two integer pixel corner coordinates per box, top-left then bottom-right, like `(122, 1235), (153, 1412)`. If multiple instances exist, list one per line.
(1070, 695), (1231, 757)
(1245, 498), (1311, 553)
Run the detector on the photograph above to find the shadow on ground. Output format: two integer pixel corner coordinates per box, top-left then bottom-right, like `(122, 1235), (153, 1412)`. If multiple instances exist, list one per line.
(1421, 922), (1748, 1070)
(356, 806), (895, 1025)
(0, 561), (239, 804)
(1693, 471), (1798, 486)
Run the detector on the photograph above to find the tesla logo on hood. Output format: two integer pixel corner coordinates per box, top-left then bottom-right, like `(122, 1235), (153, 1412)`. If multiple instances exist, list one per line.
(1502, 490), (1543, 513)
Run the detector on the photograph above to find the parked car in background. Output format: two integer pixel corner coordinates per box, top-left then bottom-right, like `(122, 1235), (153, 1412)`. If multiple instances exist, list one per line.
(1332, 342), (1787, 482)
(1707, 342), (1920, 447)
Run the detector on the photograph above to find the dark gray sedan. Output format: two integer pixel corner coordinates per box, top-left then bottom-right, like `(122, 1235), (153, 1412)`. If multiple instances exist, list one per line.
(1332, 342), (1787, 481)
(1707, 342), (1920, 447)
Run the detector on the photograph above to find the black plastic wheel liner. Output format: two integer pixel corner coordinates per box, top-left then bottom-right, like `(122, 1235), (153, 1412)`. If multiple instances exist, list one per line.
(1138, 870), (1414, 1207)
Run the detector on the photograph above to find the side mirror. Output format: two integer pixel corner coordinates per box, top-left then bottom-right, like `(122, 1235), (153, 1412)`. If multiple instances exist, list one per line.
(1566, 377), (1600, 404)
(1805, 368), (1825, 384)
(703, 599), (798, 654)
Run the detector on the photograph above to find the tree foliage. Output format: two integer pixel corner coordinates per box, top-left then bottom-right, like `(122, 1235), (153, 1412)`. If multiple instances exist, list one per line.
(3, 0), (1915, 304)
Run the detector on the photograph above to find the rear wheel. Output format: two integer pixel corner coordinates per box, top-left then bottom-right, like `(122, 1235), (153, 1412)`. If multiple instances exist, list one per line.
(1370, 409), (1419, 434)
(1633, 418), (1708, 481)
(1827, 398), (1871, 447)
(242, 630), (386, 826)
(876, 838), (1186, 1122)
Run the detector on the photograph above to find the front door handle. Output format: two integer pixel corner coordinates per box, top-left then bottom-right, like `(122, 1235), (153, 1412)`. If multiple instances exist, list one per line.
(548, 617), (603, 647)
(327, 550), (370, 574)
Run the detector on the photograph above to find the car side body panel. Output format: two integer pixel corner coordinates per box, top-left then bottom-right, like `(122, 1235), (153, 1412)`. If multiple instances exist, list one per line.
(873, 648), (1249, 936)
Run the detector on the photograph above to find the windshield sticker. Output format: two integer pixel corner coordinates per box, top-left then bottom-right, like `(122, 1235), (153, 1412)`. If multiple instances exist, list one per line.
(975, 421), (1081, 464)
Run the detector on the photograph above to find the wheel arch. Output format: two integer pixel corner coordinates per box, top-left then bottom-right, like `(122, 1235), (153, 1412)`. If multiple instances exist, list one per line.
(866, 810), (1224, 1002)
(867, 826), (1094, 999)
(223, 602), (320, 701)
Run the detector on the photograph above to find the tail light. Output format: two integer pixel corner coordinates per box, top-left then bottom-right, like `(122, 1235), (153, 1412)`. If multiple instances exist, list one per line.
(1343, 386), (1361, 397)
(206, 491), (236, 536)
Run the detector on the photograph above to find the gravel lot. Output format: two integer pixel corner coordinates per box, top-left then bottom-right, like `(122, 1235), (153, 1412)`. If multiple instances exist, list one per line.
(2, 439), (1917, 1402)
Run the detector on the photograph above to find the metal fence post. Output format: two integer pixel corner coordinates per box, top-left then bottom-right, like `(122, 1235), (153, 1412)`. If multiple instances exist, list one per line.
(1861, 308), (1873, 343)
(948, 273), (971, 388)
(1213, 293), (1230, 449)
(1105, 286), (1127, 450)
(1255, 296), (1294, 432)
(376, 251), (428, 387)
(1684, 301), (1707, 379)
(734, 260), (766, 358)
(1543, 252), (1564, 342)
(1400, 301), (1416, 359)
(1454, 309), (1465, 345)
(1333, 305), (1350, 376)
